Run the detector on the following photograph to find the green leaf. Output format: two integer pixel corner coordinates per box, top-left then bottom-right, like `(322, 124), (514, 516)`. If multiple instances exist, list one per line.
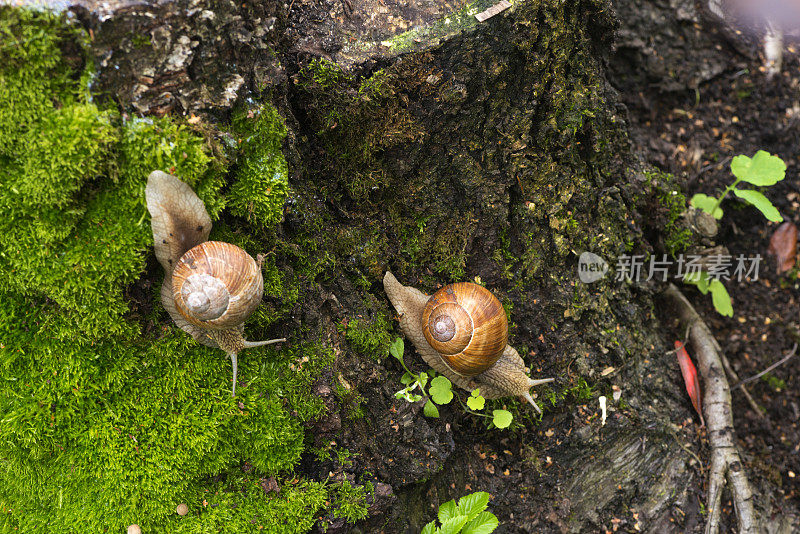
(683, 271), (709, 294)
(462, 512), (500, 534)
(690, 193), (723, 219)
(429, 376), (454, 404)
(466, 393), (485, 411)
(390, 337), (404, 362)
(418, 372), (429, 390)
(440, 515), (469, 534)
(732, 188), (783, 222)
(492, 410), (513, 429)
(730, 151), (786, 186)
(423, 399), (440, 418)
(438, 499), (458, 523)
(457, 492), (490, 521)
(708, 280), (733, 317)
(421, 521), (438, 534)
(400, 371), (416, 385)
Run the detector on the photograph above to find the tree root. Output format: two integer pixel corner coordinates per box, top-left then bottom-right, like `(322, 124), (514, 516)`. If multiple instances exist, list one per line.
(662, 284), (758, 534)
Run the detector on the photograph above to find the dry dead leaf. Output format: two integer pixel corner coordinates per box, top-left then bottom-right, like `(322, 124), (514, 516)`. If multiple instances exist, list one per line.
(768, 221), (798, 274)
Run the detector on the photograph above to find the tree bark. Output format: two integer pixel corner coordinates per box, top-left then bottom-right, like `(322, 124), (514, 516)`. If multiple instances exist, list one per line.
(31, 0), (800, 531)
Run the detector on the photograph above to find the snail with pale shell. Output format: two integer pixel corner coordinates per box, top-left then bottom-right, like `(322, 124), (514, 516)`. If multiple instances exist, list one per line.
(383, 272), (553, 412)
(145, 171), (285, 396)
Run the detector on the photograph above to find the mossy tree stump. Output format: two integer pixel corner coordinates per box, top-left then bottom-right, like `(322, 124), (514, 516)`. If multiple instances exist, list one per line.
(1, 0), (796, 532)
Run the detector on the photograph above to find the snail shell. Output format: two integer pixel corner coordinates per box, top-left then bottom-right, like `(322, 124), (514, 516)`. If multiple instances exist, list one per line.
(172, 241), (264, 330)
(422, 282), (508, 377)
(384, 271), (553, 412)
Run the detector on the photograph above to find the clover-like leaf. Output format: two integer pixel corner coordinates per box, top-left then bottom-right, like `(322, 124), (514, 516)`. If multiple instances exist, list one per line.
(429, 376), (453, 404)
(390, 337), (404, 362)
(492, 409), (513, 429)
(683, 271), (709, 294)
(423, 399), (440, 418)
(395, 385), (422, 403)
(421, 521), (437, 534)
(730, 150), (786, 186)
(732, 188), (783, 222)
(690, 193), (723, 219)
(467, 391), (485, 410)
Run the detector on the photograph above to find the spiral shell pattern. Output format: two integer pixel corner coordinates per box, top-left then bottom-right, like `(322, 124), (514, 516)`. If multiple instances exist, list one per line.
(172, 241), (263, 330)
(422, 282), (508, 377)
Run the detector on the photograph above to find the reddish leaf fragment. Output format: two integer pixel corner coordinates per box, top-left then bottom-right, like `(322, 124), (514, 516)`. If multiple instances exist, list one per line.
(768, 221), (798, 274)
(675, 341), (705, 426)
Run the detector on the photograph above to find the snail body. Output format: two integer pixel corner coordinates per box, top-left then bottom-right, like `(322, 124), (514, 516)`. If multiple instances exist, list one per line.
(383, 271), (553, 413)
(146, 171), (285, 396)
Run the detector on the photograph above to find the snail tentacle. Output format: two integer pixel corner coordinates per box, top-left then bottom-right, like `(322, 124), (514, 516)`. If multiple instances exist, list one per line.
(522, 392), (543, 414)
(229, 352), (238, 397)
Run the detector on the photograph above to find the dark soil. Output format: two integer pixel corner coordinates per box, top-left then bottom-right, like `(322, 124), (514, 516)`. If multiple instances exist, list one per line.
(615, 7), (800, 525)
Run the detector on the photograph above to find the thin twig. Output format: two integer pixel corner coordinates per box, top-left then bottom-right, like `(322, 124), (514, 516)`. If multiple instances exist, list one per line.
(733, 344), (797, 390)
(662, 284), (759, 534)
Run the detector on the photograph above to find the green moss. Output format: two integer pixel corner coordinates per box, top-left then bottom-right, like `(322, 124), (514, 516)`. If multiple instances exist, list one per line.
(642, 170), (692, 255)
(340, 315), (393, 361)
(330, 480), (372, 522)
(566, 377), (596, 402)
(170, 475), (329, 533)
(297, 59), (422, 200)
(761, 373), (786, 391)
(228, 105), (289, 229)
(0, 289), (331, 531)
(0, 7), (226, 339)
(0, 9), (345, 533)
(333, 378), (367, 421)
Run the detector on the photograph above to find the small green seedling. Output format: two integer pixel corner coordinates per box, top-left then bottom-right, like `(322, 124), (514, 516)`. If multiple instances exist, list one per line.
(392, 337), (450, 417)
(690, 150), (785, 222)
(689, 150), (786, 316)
(422, 491), (499, 534)
(683, 271), (733, 317)
(466, 389), (485, 410)
(391, 338), (514, 428)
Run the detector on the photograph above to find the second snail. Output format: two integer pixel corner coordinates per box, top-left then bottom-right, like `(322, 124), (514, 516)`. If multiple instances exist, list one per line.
(384, 272), (553, 412)
(145, 170), (286, 396)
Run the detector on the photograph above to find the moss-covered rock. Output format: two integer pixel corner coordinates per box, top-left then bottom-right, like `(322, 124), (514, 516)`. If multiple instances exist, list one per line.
(340, 314), (393, 361)
(0, 8), (367, 533)
(1, 0), (724, 531)
(228, 105), (290, 229)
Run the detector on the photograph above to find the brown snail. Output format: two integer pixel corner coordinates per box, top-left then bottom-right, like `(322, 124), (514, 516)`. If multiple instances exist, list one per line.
(383, 272), (553, 413)
(145, 170), (285, 396)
